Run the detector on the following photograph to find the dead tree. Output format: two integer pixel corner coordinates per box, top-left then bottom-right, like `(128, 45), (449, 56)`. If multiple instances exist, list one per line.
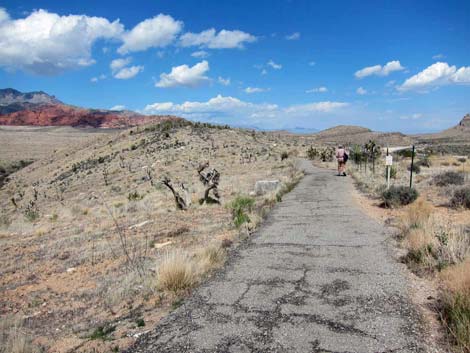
(197, 162), (220, 204)
(161, 176), (188, 210)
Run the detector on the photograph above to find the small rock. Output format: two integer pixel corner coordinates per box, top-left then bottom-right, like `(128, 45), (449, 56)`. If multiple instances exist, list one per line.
(66, 267), (76, 273)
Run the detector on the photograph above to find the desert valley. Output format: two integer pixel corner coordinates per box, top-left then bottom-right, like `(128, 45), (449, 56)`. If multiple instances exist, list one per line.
(1, 1), (469, 352)
(1, 88), (469, 352)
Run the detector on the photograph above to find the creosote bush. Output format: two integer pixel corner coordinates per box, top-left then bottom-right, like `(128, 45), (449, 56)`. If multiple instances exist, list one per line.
(407, 163), (421, 174)
(451, 187), (470, 209)
(433, 171), (465, 187)
(381, 186), (418, 208)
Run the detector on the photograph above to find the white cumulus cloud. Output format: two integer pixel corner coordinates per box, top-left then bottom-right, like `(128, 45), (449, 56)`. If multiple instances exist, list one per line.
(110, 57), (132, 71)
(218, 76), (230, 86)
(245, 87), (269, 93)
(285, 32), (300, 40)
(306, 86), (328, 93)
(114, 65), (143, 79)
(284, 102), (349, 114)
(267, 59), (282, 70)
(0, 8), (123, 75)
(356, 87), (367, 95)
(143, 95), (348, 127)
(399, 62), (470, 91)
(110, 105), (126, 111)
(180, 28), (256, 49)
(118, 14), (182, 54)
(355, 60), (404, 78)
(191, 50), (209, 58)
(156, 60), (210, 88)
(399, 113), (422, 120)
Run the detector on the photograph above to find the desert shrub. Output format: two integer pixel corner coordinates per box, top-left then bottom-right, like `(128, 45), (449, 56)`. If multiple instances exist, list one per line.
(418, 156), (432, 168)
(156, 250), (196, 293)
(306, 146), (318, 160)
(442, 161), (450, 166)
(407, 163), (421, 174)
(197, 244), (226, 273)
(127, 191), (144, 201)
(440, 260), (470, 350)
(381, 186), (418, 208)
(397, 149), (416, 158)
(403, 228), (436, 267)
(384, 165), (397, 179)
(457, 157), (467, 163)
(350, 145), (365, 164)
(433, 171), (465, 187)
(228, 196), (255, 228)
(398, 199), (432, 234)
(281, 151), (289, 161)
(451, 187), (470, 209)
(89, 325), (116, 340)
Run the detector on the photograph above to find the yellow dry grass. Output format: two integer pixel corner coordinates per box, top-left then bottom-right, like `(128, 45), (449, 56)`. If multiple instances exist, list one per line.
(440, 260), (470, 352)
(156, 250), (197, 293)
(0, 316), (37, 353)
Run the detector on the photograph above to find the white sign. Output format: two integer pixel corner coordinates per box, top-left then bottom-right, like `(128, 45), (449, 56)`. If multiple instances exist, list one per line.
(386, 155), (393, 166)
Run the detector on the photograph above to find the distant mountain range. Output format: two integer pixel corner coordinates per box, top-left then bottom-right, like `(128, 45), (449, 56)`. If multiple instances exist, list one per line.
(0, 88), (180, 128)
(1, 89), (468, 146)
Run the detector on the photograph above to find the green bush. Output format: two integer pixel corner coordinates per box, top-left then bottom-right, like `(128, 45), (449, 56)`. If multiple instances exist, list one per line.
(433, 171), (465, 187)
(127, 191), (144, 201)
(397, 149), (416, 158)
(281, 151), (289, 161)
(228, 196), (255, 228)
(384, 165), (397, 179)
(442, 293), (470, 350)
(450, 187), (470, 209)
(306, 147), (318, 160)
(381, 186), (419, 208)
(407, 163), (421, 174)
(418, 156), (432, 168)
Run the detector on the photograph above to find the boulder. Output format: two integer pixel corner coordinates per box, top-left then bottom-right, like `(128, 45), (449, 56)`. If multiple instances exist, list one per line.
(254, 180), (281, 195)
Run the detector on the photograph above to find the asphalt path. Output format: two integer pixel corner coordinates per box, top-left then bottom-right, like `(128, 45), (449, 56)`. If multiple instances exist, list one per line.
(127, 160), (428, 353)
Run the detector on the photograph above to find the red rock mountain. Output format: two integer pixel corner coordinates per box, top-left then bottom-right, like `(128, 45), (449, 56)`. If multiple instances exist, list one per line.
(0, 88), (181, 128)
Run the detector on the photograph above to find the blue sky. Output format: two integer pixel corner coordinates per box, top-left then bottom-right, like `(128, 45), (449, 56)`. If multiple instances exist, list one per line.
(0, 0), (469, 133)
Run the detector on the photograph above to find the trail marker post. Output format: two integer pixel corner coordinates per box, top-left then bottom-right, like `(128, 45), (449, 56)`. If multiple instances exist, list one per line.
(385, 148), (392, 189)
(409, 145), (415, 188)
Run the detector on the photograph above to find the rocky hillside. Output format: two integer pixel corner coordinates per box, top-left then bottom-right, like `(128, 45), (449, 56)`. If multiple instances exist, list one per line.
(310, 125), (412, 146)
(0, 120), (305, 353)
(0, 88), (180, 128)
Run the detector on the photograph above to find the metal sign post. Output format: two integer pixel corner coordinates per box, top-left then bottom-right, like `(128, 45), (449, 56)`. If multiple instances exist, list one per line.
(385, 148), (392, 189)
(409, 145), (415, 188)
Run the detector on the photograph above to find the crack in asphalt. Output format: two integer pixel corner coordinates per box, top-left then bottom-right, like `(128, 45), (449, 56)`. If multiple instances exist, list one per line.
(126, 161), (430, 353)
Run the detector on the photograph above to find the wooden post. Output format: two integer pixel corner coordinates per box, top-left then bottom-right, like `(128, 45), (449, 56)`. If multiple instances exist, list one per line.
(409, 145), (415, 188)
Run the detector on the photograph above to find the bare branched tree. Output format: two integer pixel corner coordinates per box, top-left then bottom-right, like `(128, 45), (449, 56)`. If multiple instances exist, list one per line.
(197, 162), (221, 204)
(161, 176), (188, 210)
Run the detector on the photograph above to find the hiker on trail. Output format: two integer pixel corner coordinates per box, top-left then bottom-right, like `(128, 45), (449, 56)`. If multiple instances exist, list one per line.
(336, 145), (348, 176)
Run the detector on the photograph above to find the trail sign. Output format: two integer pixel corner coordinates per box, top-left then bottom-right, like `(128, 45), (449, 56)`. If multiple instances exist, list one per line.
(386, 155), (393, 166)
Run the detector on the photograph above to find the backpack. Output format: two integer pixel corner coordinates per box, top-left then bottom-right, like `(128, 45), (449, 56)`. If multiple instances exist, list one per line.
(343, 152), (349, 162)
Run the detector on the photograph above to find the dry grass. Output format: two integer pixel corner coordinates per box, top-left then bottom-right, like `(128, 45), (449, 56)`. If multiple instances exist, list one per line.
(156, 250), (197, 293)
(0, 123), (308, 352)
(440, 260), (470, 352)
(0, 316), (37, 353)
(196, 243), (227, 274)
(345, 150), (470, 351)
(398, 198), (433, 235)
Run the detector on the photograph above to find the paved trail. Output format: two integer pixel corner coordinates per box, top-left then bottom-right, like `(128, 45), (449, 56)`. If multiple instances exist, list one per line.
(129, 161), (428, 353)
